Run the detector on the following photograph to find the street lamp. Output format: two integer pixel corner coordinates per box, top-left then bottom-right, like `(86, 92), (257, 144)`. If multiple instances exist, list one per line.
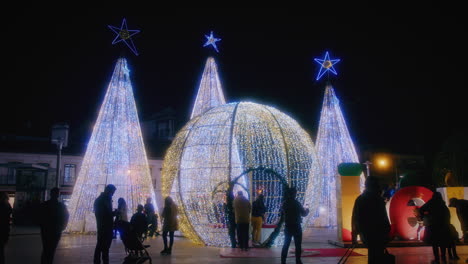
(375, 155), (399, 188)
(51, 123), (69, 188)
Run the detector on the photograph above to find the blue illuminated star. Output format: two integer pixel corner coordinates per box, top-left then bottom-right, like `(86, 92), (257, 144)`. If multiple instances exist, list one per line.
(108, 18), (140, 56)
(203, 31), (221, 53)
(314, 51), (341, 81)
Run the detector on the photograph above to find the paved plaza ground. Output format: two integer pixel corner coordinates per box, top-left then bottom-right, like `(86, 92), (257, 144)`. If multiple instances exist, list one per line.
(5, 226), (468, 264)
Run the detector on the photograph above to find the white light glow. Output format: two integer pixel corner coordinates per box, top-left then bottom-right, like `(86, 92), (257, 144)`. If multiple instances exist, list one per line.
(190, 57), (226, 119)
(313, 85), (365, 227)
(162, 102), (322, 246)
(67, 58), (157, 232)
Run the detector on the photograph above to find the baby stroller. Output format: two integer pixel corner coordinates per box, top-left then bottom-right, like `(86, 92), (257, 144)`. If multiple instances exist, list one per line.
(116, 221), (152, 264)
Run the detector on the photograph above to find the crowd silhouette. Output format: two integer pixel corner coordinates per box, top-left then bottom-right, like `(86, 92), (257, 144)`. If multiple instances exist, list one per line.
(3, 179), (468, 264)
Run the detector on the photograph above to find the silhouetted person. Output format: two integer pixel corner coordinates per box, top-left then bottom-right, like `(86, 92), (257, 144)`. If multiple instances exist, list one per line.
(449, 197), (468, 242)
(420, 192), (452, 264)
(130, 204), (147, 241)
(448, 223), (460, 260)
(38, 187), (69, 264)
(0, 192), (12, 264)
(113, 197), (128, 239)
(281, 187), (309, 264)
(233, 191), (251, 251)
(160, 196), (178, 255)
(144, 197), (157, 237)
(251, 193), (266, 245)
(352, 176), (390, 264)
(93, 184), (117, 264)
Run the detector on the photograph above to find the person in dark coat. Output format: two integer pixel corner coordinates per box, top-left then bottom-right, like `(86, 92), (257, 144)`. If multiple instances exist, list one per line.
(281, 187), (309, 264)
(130, 204), (147, 241)
(419, 192), (452, 264)
(251, 193), (266, 245)
(93, 184), (117, 264)
(233, 191), (251, 251)
(39, 187), (69, 264)
(352, 176), (391, 264)
(144, 197), (158, 237)
(0, 192), (12, 264)
(160, 196), (179, 255)
(449, 197), (468, 242)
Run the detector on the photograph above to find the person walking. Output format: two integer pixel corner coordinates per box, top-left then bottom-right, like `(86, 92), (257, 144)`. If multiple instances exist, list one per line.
(38, 187), (69, 264)
(93, 184), (117, 264)
(160, 196), (178, 255)
(281, 187), (309, 264)
(352, 176), (391, 264)
(251, 193), (266, 245)
(0, 192), (12, 264)
(233, 191), (251, 251)
(144, 197), (158, 237)
(449, 197), (468, 242)
(130, 204), (148, 241)
(419, 192), (452, 264)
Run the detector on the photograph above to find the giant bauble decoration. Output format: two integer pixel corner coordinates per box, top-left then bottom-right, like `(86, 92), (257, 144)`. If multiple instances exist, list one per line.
(388, 186), (433, 240)
(162, 102), (322, 246)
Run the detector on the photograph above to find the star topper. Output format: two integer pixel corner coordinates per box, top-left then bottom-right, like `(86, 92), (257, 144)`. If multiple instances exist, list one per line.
(314, 51), (341, 81)
(203, 31), (221, 53)
(108, 18), (140, 56)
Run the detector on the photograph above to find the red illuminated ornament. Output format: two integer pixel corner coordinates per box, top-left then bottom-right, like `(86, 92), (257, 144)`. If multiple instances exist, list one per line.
(388, 186), (433, 240)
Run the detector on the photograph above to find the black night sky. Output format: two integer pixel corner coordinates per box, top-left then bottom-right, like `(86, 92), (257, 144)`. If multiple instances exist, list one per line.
(3, 9), (465, 161)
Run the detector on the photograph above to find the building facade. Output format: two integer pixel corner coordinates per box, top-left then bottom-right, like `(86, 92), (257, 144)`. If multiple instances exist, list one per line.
(0, 152), (164, 224)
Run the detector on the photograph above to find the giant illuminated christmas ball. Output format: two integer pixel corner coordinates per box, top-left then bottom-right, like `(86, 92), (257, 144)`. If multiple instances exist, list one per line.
(162, 102), (322, 247)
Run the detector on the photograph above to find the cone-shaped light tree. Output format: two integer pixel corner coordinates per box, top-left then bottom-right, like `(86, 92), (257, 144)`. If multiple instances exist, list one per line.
(190, 57), (226, 119)
(313, 84), (365, 227)
(67, 58), (157, 232)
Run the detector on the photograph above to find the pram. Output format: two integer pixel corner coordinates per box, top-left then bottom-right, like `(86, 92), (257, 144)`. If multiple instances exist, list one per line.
(116, 221), (152, 264)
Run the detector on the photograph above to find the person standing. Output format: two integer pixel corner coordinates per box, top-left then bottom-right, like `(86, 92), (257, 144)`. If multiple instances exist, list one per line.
(251, 193), (266, 245)
(160, 196), (178, 255)
(130, 204), (147, 241)
(419, 192), (452, 264)
(0, 192), (12, 264)
(233, 191), (251, 251)
(113, 197), (128, 238)
(281, 187), (309, 264)
(39, 187), (69, 264)
(449, 197), (468, 242)
(144, 197), (157, 237)
(94, 184), (117, 264)
(352, 176), (391, 264)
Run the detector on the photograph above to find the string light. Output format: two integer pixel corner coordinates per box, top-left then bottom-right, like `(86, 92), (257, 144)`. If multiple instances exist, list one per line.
(312, 85), (365, 227)
(190, 57), (227, 119)
(162, 102), (322, 247)
(314, 51), (340, 81)
(67, 58), (157, 232)
(203, 31), (221, 53)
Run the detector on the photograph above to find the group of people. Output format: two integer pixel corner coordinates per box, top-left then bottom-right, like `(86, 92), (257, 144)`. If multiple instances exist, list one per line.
(4, 178), (468, 264)
(93, 184), (179, 264)
(0, 185), (179, 264)
(352, 176), (468, 264)
(232, 188), (309, 264)
(112, 196), (159, 240)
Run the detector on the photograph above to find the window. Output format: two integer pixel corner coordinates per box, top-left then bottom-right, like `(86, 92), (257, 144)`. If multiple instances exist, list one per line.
(63, 164), (76, 185)
(0, 166), (8, 184)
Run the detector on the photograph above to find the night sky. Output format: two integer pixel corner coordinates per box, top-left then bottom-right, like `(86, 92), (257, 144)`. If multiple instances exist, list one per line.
(3, 9), (464, 160)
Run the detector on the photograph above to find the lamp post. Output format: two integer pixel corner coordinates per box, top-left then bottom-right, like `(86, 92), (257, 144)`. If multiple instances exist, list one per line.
(51, 123), (69, 188)
(363, 160), (372, 177)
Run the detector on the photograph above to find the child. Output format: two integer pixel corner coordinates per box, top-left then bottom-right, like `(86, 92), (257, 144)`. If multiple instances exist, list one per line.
(130, 204), (147, 241)
(448, 224), (460, 260)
